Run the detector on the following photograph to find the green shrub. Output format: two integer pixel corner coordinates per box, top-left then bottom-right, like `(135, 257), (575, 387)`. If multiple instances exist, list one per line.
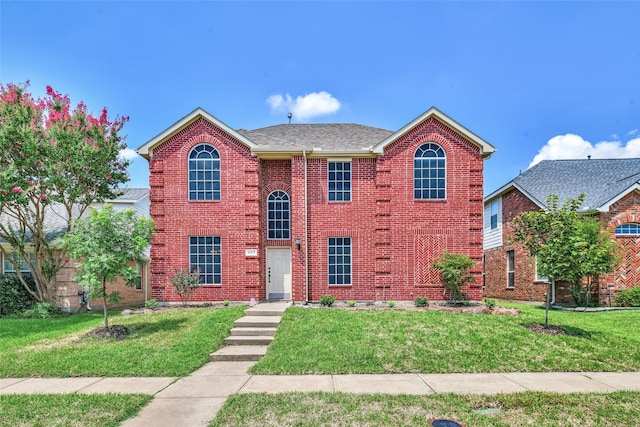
(21, 302), (59, 318)
(319, 294), (336, 307)
(0, 274), (36, 317)
(414, 296), (429, 307)
(616, 287), (640, 307)
(222, 299), (230, 306)
(144, 299), (159, 309)
(347, 300), (356, 307)
(484, 298), (496, 311)
(388, 301), (396, 308)
(432, 252), (475, 303)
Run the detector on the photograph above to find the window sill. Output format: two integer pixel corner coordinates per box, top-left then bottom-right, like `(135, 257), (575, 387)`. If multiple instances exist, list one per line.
(328, 284), (352, 287)
(414, 199), (447, 203)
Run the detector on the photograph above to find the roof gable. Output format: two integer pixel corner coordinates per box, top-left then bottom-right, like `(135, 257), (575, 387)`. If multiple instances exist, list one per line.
(372, 107), (496, 159)
(137, 108), (257, 159)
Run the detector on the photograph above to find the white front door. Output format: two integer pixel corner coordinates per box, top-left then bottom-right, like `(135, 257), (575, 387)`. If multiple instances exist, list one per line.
(266, 248), (292, 299)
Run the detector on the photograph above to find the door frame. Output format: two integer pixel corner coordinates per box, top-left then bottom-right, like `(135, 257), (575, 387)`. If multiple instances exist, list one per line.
(266, 247), (292, 300)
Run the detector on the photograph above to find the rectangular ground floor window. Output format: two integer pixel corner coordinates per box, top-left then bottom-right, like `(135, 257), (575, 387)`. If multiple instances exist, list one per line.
(2, 252), (36, 274)
(328, 237), (351, 285)
(507, 250), (515, 288)
(189, 236), (221, 285)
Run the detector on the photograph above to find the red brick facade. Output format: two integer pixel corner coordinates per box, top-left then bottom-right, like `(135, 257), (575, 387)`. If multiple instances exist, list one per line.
(143, 111), (491, 304)
(484, 188), (640, 305)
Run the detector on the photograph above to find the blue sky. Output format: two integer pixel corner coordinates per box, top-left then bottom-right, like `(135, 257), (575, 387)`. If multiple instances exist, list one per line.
(2, 1), (639, 194)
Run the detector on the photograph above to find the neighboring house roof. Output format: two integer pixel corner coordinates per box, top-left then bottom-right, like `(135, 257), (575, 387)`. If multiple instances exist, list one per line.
(0, 188), (150, 243)
(137, 106), (496, 160)
(485, 158), (640, 212)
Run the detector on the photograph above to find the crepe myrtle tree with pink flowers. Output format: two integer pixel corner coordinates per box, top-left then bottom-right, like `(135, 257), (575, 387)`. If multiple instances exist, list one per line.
(0, 82), (130, 304)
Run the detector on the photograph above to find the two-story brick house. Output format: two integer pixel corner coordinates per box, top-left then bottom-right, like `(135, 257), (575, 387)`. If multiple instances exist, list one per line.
(137, 107), (495, 304)
(483, 158), (640, 305)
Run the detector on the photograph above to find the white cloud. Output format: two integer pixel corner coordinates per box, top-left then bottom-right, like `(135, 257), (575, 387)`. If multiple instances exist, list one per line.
(529, 133), (640, 167)
(119, 148), (140, 161)
(267, 91), (341, 121)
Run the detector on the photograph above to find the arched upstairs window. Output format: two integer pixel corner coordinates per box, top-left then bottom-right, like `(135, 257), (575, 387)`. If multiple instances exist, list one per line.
(188, 144), (220, 201)
(267, 190), (290, 240)
(414, 143), (446, 200)
(615, 223), (640, 236)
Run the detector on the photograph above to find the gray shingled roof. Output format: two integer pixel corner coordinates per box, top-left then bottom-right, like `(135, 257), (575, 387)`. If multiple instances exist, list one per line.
(499, 158), (640, 210)
(0, 188), (150, 243)
(237, 124), (394, 151)
(109, 188), (149, 202)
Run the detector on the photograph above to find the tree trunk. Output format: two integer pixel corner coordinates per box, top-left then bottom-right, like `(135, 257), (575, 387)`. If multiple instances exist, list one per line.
(102, 278), (109, 330)
(545, 279), (552, 328)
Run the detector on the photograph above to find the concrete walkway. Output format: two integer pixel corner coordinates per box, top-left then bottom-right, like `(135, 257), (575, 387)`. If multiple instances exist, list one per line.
(2, 302), (640, 426)
(2, 367), (640, 426)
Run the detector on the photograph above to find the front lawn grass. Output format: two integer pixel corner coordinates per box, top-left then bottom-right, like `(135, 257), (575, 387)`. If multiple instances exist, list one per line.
(211, 391), (640, 427)
(251, 304), (640, 374)
(0, 306), (245, 377)
(0, 393), (152, 427)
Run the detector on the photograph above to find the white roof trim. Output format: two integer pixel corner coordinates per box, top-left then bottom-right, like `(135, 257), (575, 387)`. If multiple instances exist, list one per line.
(137, 108), (257, 158)
(597, 183), (640, 212)
(483, 182), (545, 209)
(372, 107), (496, 158)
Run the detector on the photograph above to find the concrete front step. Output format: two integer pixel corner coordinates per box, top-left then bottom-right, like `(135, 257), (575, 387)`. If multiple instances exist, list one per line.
(234, 316), (281, 328)
(230, 327), (277, 336)
(224, 335), (273, 346)
(244, 302), (290, 317)
(210, 345), (268, 362)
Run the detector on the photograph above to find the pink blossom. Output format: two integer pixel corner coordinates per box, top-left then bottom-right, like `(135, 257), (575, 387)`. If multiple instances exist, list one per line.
(40, 194), (48, 201)
(11, 187), (23, 194)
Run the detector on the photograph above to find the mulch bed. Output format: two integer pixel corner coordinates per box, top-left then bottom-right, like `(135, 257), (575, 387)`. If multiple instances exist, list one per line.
(85, 325), (130, 340)
(523, 323), (570, 336)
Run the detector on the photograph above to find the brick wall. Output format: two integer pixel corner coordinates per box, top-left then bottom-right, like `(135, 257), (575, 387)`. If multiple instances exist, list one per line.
(602, 190), (640, 304)
(148, 116), (486, 303)
(53, 259), (148, 312)
(148, 118), (261, 304)
(483, 189), (550, 301)
(373, 117), (485, 301)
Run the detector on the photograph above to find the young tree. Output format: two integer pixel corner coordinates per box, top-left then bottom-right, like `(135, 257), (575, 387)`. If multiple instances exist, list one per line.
(512, 194), (584, 327)
(572, 216), (621, 308)
(64, 205), (154, 330)
(0, 82), (130, 304)
(168, 267), (202, 306)
(432, 252), (476, 303)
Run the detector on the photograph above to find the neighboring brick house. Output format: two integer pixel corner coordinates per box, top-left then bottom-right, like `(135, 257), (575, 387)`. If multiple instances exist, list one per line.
(483, 159), (640, 305)
(137, 107), (495, 304)
(1, 188), (151, 312)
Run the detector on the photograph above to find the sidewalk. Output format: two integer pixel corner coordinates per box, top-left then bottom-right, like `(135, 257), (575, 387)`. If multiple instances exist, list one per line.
(2, 364), (640, 427)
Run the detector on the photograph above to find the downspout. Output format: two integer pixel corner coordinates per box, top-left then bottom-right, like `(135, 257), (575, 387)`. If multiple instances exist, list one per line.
(303, 150), (309, 303)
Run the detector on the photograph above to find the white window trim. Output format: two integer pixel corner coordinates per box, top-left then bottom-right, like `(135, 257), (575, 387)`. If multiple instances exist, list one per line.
(413, 142), (447, 201)
(328, 237), (352, 286)
(507, 250), (515, 288)
(328, 160), (352, 202)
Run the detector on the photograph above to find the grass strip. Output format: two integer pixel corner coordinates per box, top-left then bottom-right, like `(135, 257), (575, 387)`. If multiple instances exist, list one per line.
(252, 304), (640, 374)
(0, 306), (246, 377)
(211, 391), (640, 427)
(0, 393), (152, 427)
